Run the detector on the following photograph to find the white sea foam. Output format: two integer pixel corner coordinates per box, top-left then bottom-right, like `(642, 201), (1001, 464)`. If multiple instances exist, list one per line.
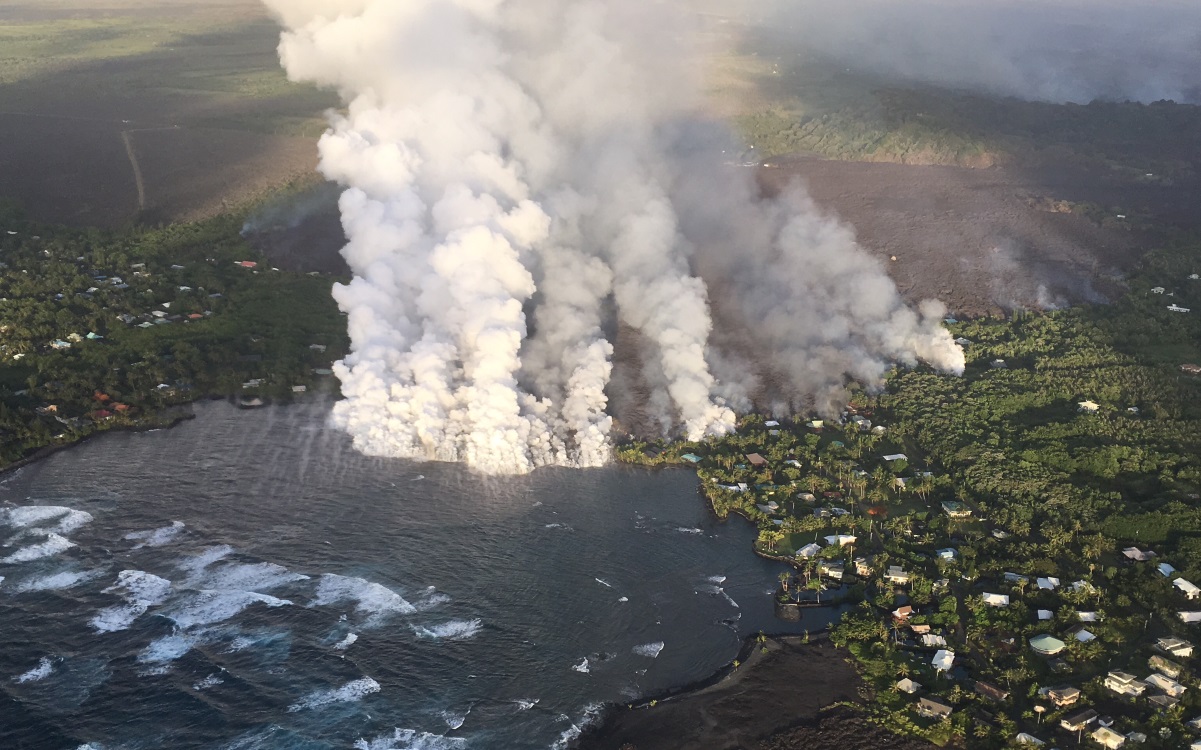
(35, 509), (94, 535)
(0, 506), (72, 528)
(633, 641), (665, 658)
(1, 533), (75, 563)
(354, 729), (467, 750)
(165, 590), (291, 629)
(139, 633), (202, 664)
(13, 656), (54, 683)
(176, 545), (235, 577)
(411, 619), (482, 641)
(310, 574), (415, 624)
(440, 708), (468, 730)
(193, 673), (225, 690)
(617, 596), (629, 603)
(191, 562), (309, 593)
(514, 698), (539, 711)
(572, 658), (590, 674)
(14, 569), (101, 593)
(287, 676), (380, 712)
(594, 578), (612, 588)
(124, 521), (185, 549)
(91, 570), (173, 633)
(415, 586), (451, 610)
(551, 703), (604, 750)
(706, 575), (727, 584)
(676, 527), (703, 535)
(334, 632), (359, 651)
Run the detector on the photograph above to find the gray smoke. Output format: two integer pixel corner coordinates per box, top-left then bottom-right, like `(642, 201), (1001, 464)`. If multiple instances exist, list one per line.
(262, 0), (964, 475)
(755, 0), (1201, 104)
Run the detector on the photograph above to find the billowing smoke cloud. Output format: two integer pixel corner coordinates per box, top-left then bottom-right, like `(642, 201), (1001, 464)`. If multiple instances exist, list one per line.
(261, 0), (964, 474)
(755, 0), (1201, 104)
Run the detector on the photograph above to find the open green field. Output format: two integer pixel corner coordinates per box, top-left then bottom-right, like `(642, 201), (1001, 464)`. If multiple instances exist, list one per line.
(0, 0), (336, 227)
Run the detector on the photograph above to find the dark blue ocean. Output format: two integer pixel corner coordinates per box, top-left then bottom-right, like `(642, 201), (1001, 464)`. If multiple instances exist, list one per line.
(0, 401), (832, 750)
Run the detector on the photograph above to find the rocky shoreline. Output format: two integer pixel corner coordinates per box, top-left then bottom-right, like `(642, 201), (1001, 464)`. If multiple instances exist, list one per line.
(572, 633), (928, 750)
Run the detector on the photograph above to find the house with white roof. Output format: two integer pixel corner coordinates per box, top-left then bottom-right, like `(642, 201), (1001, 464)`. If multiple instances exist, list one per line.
(1091, 726), (1126, 750)
(932, 649), (954, 672)
(1175, 578), (1201, 600)
(1103, 671), (1145, 698)
(824, 534), (857, 547)
(1122, 547), (1156, 561)
(896, 678), (922, 694)
(1078, 611), (1101, 622)
(1179, 611), (1201, 624)
(1078, 400), (1100, 413)
(796, 543), (822, 559)
(1156, 636), (1193, 658)
(922, 633), (948, 648)
(1037, 577), (1060, 590)
(882, 453), (908, 462)
(1037, 609), (1055, 621)
(1145, 673), (1187, 697)
(982, 593), (1010, 607)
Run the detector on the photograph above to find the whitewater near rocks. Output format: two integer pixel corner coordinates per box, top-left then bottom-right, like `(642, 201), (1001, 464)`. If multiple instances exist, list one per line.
(260, 0), (965, 475)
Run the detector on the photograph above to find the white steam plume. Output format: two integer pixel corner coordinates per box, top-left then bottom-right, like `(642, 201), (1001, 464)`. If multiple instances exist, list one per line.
(262, 0), (963, 474)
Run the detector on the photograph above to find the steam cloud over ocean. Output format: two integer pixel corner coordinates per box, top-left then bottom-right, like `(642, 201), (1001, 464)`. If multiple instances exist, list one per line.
(261, 0), (965, 475)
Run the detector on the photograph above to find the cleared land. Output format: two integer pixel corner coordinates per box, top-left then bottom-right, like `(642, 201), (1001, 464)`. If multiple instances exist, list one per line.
(0, 0), (332, 227)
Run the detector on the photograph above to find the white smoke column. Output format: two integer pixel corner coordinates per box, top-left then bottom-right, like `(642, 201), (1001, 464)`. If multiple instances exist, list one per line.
(262, 0), (964, 473)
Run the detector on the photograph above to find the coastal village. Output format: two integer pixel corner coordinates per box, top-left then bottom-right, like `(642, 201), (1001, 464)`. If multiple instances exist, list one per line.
(0, 212), (346, 467)
(630, 407), (1201, 749)
(619, 253), (1201, 749)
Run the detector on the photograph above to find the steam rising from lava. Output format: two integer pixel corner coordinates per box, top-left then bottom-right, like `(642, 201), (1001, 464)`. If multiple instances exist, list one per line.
(261, 0), (965, 475)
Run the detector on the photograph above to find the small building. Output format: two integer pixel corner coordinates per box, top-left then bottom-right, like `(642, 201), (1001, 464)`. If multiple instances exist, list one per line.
(1168, 304), (1191, 313)
(1179, 611), (1201, 624)
(1157, 636), (1194, 658)
(292, 385), (307, 394)
(1122, 547), (1156, 562)
(1078, 400), (1101, 413)
(1046, 686), (1081, 707)
(853, 557), (871, 576)
(982, 593), (1010, 607)
(680, 453), (702, 464)
(931, 649), (955, 672)
(1148, 655), (1183, 679)
(974, 681), (1010, 702)
(885, 566), (911, 585)
(941, 501), (972, 518)
(1004, 572), (1029, 584)
(1144, 672), (1186, 697)
(1030, 634), (1066, 656)
(1073, 628), (1096, 643)
(936, 548), (959, 561)
(896, 678), (922, 694)
(1148, 693), (1180, 709)
(745, 453), (768, 469)
(1091, 727), (1126, 750)
(1015, 733), (1045, 746)
(882, 453), (908, 462)
(1104, 671), (1145, 698)
(818, 562), (844, 580)
(1078, 611), (1100, 622)
(1037, 577), (1060, 590)
(922, 633), (948, 648)
(1183, 364), (1201, 376)
(1152, 287), (1166, 294)
(991, 359), (1008, 369)
(917, 696), (953, 719)
(892, 605), (913, 621)
(851, 416), (871, 431)
(1159, 563), (1178, 577)
(1175, 578), (1201, 600)
(796, 543), (822, 559)
(1059, 708), (1099, 733)
(824, 534), (857, 547)
(1037, 609), (1055, 621)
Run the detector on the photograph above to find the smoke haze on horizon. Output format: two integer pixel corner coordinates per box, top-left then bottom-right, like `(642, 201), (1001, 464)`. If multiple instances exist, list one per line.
(261, 0), (965, 475)
(756, 0), (1201, 104)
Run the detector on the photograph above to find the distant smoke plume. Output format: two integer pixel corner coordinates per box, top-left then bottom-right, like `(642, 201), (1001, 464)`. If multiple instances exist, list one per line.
(756, 0), (1201, 104)
(262, 0), (964, 475)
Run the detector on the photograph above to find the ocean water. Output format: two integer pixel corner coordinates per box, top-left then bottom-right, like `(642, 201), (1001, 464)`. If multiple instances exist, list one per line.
(0, 401), (836, 749)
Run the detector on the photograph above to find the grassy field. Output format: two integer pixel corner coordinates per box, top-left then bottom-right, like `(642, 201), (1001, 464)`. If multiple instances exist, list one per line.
(0, 0), (335, 227)
(705, 21), (1201, 181)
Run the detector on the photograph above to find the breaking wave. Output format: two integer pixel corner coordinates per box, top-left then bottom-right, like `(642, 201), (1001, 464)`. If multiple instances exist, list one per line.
(354, 728), (467, 750)
(13, 656), (55, 683)
(13, 569), (100, 593)
(411, 619), (482, 641)
(310, 574), (415, 624)
(632, 641), (664, 658)
(2, 533), (76, 563)
(287, 676), (381, 712)
(91, 570), (173, 633)
(124, 521), (186, 549)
